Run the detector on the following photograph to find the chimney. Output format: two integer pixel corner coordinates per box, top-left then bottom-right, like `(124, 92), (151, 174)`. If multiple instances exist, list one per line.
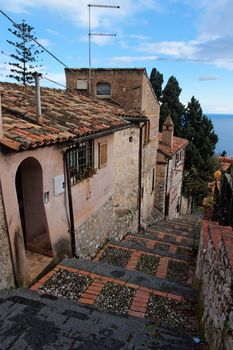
(34, 73), (43, 124)
(0, 93), (3, 139)
(162, 115), (174, 148)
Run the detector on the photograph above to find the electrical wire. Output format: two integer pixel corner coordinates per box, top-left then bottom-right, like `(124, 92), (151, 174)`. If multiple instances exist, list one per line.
(0, 9), (80, 79)
(42, 76), (67, 89)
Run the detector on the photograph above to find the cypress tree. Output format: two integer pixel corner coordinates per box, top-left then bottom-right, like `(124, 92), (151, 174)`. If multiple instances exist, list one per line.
(160, 76), (185, 136)
(150, 68), (163, 101)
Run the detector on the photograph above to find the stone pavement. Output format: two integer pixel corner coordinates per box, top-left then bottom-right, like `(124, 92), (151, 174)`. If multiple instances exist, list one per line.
(0, 216), (206, 349)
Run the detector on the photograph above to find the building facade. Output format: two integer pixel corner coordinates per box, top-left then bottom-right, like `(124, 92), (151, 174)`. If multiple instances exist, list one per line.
(154, 116), (188, 220)
(65, 68), (160, 223)
(0, 82), (142, 288)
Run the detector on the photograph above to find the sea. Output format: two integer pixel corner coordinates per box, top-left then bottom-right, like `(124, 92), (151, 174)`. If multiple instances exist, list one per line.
(206, 114), (233, 157)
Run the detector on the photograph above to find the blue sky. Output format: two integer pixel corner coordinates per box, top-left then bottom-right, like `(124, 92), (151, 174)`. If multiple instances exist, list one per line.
(0, 0), (233, 114)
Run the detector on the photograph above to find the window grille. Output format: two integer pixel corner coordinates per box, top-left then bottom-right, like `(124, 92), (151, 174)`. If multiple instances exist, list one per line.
(68, 141), (94, 185)
(96, 82), (111, 97)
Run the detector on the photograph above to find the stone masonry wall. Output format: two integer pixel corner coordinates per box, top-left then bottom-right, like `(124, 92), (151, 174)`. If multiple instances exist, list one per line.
(75, 196), (137, 259)
(0, 184), (15, 290)
(196, 220), (233, 350)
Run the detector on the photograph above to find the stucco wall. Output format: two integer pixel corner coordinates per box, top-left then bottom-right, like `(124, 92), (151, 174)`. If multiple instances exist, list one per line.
(65, 68), (160, 223)
(154, 151), (185, 220)
(114, 127), (139, 211)
(196, 221), (233, 350)
(0, 134), (117, 285)
(154, 160), (167, 220)
(0, 183), (14, 290)
(167, 158), (183, 219)
(140, 73), (160, 222)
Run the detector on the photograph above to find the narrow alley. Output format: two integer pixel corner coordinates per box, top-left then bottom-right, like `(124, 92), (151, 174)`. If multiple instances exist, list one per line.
(0, 215), (206, 349)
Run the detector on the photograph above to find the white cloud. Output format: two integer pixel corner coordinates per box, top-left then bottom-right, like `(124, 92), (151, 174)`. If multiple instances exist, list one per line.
(198, 75), (222, 81)
(1, 0), (164, 29)
(129, 34), (150, 41)
(138, 40), (200, 58)
(41, 72), (66, 88)
(37, 38), (52, 47)
(46, 28), (61, 36)
(110, 55), (161, 64)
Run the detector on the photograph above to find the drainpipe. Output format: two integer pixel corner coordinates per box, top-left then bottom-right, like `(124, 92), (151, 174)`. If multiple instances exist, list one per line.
(63, 124), (132, 258)
(164, 157), (170, 219)
(0, 93), (3, 139)
(34, 73), (43, 124)
(64, 152), (77, 257)
(138, 121), (147, 232)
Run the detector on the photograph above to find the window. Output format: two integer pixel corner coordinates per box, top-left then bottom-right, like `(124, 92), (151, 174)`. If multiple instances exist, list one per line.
(96, 82), (111, 97)
(68, 141), (95, 185)
(98, 142), (108, 168)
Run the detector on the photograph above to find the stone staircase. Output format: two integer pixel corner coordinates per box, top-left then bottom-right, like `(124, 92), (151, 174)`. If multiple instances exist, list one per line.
(0, 215), (206, 349)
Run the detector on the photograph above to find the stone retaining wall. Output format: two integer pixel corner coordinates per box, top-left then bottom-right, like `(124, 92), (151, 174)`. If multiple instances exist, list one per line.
(196, 220), (233, 350)
(75, 196), (137, 259)
(0, 185), (15, 290)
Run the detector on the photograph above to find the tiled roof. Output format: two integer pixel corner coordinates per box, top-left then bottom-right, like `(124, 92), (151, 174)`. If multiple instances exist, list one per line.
(0, 82), (143, 152)
(219, 157), (233, 171)
(158, 132), (188, 157)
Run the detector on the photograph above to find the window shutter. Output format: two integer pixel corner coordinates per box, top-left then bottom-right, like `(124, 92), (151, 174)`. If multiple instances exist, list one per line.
(99, 142), (107, 168)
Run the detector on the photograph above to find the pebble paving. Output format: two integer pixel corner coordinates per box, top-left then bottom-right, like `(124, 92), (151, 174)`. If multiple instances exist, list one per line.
(167, 260), (189, 283)
(0, 216), (206, 349)
(95, 282), (136, 314)
(136, 254), (160, 274)
(98, 246), (132, 268)
(146, 294), (198, 333)
(39, 269), (93, 301)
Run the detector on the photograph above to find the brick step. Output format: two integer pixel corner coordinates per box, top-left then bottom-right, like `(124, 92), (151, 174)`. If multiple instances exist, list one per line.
(179, 214), (202, 223)
(151, 223), (194, 234)
(130, 231), (194, 249)
(0, 288), (204, 350)
(53, 258), (197, 301)
(146, 227), (195, 242)
(109, 239), (192, 262)
(165, 219), (196, 229)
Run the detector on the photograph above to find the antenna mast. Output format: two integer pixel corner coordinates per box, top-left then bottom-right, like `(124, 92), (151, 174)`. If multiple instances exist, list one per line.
(88, 4), (120, 93)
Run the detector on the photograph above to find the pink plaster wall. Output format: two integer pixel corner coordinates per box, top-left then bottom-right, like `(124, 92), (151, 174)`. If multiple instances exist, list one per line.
(0, 133), (114, 285)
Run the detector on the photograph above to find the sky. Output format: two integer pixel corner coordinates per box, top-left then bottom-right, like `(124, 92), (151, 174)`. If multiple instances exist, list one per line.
(0, 0), (233, 114)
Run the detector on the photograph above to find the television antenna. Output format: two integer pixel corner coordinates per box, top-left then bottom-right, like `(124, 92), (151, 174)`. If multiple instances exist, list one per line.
(88, 4), (120, 93)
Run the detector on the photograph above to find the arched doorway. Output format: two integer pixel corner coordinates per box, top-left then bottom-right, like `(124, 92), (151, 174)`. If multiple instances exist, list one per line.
(15, 157), (53, 257)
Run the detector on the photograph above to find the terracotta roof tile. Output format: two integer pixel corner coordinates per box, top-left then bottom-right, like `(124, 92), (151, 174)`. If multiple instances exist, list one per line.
(158, 132), (188, 157)
(0, 82), (144, 151)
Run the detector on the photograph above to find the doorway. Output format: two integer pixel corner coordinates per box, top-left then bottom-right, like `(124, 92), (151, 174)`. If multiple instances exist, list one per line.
(15, 157), (53, 257)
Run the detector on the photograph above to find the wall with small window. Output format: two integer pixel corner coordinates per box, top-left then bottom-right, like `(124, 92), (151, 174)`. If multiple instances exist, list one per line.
(96, 82), (111, 98)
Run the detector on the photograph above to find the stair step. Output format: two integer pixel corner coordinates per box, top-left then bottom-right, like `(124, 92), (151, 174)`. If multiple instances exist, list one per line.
(60, 258), (197, 301)
(0, 288), (203, 350)
(146, 227), (195, 241)
(109, 239), (191, 262)
(140, 231), (194, 248)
